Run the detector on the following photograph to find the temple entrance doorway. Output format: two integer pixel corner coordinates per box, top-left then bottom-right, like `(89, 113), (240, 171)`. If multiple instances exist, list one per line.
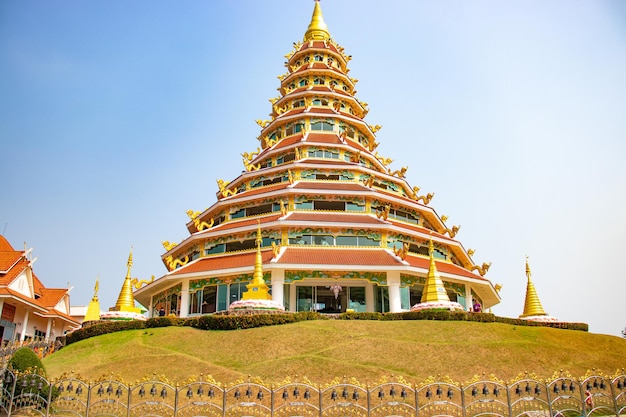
(296, 285), (366, 313)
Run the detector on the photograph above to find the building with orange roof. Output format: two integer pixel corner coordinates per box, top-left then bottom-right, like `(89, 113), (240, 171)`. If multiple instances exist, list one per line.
(134, 1), (501, 317)
(0, 235), (80, 342)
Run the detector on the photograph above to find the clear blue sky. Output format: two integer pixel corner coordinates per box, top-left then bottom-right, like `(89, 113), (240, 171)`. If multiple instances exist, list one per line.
(1, 1), (625, 337)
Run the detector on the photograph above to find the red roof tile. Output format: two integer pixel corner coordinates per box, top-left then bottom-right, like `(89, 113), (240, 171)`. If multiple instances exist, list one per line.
(0, 257), (27, 285)
(403, 254), (485, 280)
(171, 250), (275, 275)
(0, 251), (21, 272)
(237, 183), (289, 198)
(304, 133), (343, 144)
(0, 236), (15, 251)
(277, 248), (403, 266)
(37, 288), (67, 308)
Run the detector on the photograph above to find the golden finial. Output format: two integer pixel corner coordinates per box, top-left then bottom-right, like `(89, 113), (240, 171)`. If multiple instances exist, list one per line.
(126, 246), (133, 278)
(304, 0), (330, 41)
(520, 256), (548, 318)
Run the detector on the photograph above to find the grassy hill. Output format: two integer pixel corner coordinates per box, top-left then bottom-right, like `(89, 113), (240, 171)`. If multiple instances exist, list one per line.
(43, 320), (626, 385)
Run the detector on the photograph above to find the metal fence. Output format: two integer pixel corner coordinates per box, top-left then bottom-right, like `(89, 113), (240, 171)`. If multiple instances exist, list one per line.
(0, 371), (624, 417)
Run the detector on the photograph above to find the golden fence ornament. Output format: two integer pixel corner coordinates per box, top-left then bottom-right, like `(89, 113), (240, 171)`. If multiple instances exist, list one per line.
(1, 367), (624, 417)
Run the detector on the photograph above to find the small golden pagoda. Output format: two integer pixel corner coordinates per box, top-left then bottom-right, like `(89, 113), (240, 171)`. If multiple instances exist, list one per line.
(83, 280), (101, 322)
(519, 257), (557, 322)
(110, 249), (141, 314)
(228, 222), (285, 312)
(411, 239), (464, 311)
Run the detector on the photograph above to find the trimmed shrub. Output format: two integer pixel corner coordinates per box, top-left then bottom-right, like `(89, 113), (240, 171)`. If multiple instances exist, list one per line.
(9, 347), (45, 375)
(145, 317), (185, 328)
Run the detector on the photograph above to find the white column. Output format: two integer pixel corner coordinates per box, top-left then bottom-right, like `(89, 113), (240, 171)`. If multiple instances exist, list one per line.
(388, 271), (401, 313)
(365, 283), (375, 312)
(271, 270), (285, 306)
(20, 310), (29, 342)
(45, 318), (53, 342)
(465, 284), (472, 312)
(180, 281), (190, 318)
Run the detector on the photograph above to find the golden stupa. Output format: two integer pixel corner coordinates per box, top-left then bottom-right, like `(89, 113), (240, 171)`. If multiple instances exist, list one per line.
(228, 221), (284, 312)
(519, 257), (557, 322)
(109, 249), (141, 314)
(410, 239), (464, 311)
(83, 280), (101, 322)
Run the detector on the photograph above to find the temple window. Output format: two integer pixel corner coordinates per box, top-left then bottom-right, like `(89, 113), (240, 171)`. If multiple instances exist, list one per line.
(269, 130), (282, 141)
(295, 200), (313, 210)
(289, 235), (333, 245)
(315, 173), (340, 180)
(307, 149), (339, 159)
(358, 134), (369, 146)
(339, 124), (355, 138)
(313, 77), (325, 85)
(304, 56), (310, 63)
(206, 243), (226, 255)
(313, 200), (344, 211)
(299, 79), (308, 87)
(327, 57), (334, 66)
(293, 99), (305, 108)
(286, 123), (304, 135)
(231, 208), (245, 219)
(335, 235), (379, 247)
(246, 203), (274, 216)
(346, 202), (365, 212)
(385, 208), (419, 225)
(310, 120), (334, 131)
(295, 60), (301, 67)
(314, 54), (324, 61)
(330, 80), (338, 88)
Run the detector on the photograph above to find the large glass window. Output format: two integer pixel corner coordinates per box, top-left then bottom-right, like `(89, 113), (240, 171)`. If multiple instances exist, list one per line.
(297, 286), (313, 311)
(348, 287), (366, 312)
(229, 282), (248, 306)
(400, 287), (411, 310)
(374, 286), (390, 313)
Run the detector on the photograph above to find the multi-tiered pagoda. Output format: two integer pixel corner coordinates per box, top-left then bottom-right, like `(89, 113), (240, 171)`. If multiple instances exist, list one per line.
(134, 1), (501, 317)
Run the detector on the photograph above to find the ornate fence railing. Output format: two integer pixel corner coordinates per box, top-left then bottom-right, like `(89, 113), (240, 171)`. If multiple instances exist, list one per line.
(0, 371), (624, 417)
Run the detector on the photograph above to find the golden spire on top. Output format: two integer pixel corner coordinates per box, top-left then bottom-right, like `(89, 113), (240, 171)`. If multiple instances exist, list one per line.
(304, 0), (330, 41)
(520, 256), (548, 317)
(110, 247), (141, 313)
(420, 238), (452, 303)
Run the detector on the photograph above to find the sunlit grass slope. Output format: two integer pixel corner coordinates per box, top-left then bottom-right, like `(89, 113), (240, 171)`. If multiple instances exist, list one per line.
(43, 320), (626, 385)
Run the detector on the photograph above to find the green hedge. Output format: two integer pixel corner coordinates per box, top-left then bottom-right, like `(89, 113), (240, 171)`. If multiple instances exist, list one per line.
(64, 320), (146, 345)
(336, 311), (587, 331)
